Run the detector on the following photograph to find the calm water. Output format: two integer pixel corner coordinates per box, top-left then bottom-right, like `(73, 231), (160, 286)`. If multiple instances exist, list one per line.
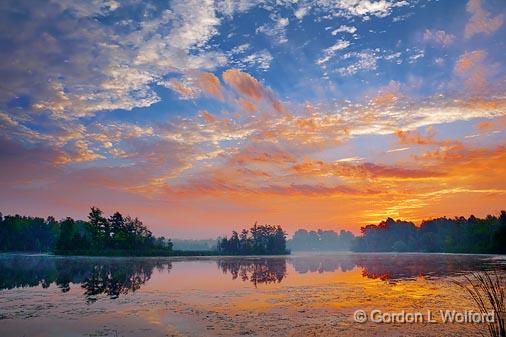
(0, 253), (505, 337)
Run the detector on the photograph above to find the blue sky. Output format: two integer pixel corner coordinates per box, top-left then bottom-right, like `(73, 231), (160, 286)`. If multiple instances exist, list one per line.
(1, 0), (505, 238)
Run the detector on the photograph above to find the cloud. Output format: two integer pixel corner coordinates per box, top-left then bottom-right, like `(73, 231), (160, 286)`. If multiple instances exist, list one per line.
(54, 140), (105, 165)
(256, 15), (289, 44)
(231, 146), (296, 166)
(165, 79), (195, 98)
(454, 50), (486, 74)
(387, 147), (410, 153)
(369, 81), (400, 106)
(260, 183), (359, 196)
(241, 50), (273, 70)
(3, 0), (506, 235)
(215, 0), (258, 17)
(229, 43), (250, 55)
(331, 25), (357, 35)
(197, 72), (224, 100)
(475, 115), (506, 131)
(238, 98), (257, 112)
(200, 110), (217, 123)
(422, 29), (455, 46)
(316, 40), (350, 65)
(0, 0), (231, 120)
(465, 0), (504, 39)
(290, 159), (442, 180)
(395, 128), (460, 147)
(331, 0), (410, 18)
(454, 50), (488, 91)
(222, 69), (264, 101)
(294, 6), (310, 20)
(52, 0), (120, 17)
(337, 51), (377, 76)
(407, 48), (425, 64)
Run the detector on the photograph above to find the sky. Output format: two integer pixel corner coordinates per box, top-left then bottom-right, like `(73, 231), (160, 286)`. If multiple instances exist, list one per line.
(0, 0), (506, 238)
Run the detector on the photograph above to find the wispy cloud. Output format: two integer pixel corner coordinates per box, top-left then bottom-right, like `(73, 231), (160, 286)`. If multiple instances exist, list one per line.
(465, 0), (504, 38)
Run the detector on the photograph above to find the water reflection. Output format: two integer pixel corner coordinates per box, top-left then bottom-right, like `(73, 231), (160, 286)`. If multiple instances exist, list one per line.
(0, 253), (504, 300)
(352, 254), (505, 281)
(217, 258), (286, 286)
(290, 254), (505, 281)
(0, 255), (171, 302)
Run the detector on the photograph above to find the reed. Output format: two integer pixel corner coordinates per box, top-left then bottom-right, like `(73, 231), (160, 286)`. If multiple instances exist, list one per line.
(455, 271), (505, 337)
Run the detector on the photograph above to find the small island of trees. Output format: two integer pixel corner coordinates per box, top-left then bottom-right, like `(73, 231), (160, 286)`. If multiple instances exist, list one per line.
(217, 223), (288, 255)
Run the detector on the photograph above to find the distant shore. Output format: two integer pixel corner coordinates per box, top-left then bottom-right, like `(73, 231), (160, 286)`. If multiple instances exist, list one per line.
(0, 249), (291, 257)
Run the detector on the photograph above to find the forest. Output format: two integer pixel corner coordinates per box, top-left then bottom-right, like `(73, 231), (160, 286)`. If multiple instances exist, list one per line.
(353, 211), (506, 254)
(288, 229), (355, 251)
(217, 223), (288, 255)
(0, 207), (172, 255)
(0, 208), (289, 256)
(1, 208), (505, 255)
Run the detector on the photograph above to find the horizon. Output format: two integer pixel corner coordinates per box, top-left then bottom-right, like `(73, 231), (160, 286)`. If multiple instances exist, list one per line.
(1, 207), (504, 240)
(1, 0), (506, 239)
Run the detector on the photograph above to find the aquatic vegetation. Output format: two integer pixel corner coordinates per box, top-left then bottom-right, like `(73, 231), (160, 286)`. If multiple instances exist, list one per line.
(455, 272), (505, 337)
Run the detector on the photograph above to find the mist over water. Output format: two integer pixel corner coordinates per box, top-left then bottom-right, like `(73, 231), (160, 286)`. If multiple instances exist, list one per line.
(1, 253), (505, 337)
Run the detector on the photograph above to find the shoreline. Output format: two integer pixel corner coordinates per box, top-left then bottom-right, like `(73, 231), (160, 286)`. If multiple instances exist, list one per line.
(1, 251), (505, 259)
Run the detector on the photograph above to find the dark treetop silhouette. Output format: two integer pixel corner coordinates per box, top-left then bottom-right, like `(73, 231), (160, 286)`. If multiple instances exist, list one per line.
(0, 207), (172, 256)
(1, 208), (505, 255)
(352, 211), (506, 254)
(217, 223), (289, 255)
(0, 207), (290, 256)
(288, 228), (356, 251)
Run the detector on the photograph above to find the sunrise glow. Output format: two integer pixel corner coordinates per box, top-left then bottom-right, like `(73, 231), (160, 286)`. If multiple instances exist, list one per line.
(1, 0), (505, 238)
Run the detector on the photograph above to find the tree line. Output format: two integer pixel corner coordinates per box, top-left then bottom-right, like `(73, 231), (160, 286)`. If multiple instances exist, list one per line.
(217, 223), (288, 255)
(353, 211), (506, 254)
(0, 207), (172, 255)
(288, 228), (355, 251)
(1, 208), (505, 255)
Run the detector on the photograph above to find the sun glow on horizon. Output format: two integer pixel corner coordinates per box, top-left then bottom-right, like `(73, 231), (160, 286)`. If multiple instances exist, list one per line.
(0, 0), (505, 238)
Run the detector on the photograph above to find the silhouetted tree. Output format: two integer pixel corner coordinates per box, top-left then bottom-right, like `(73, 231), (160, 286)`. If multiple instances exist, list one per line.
(0, 207), (172, 255)
(353, 211), (506, 254)
(218, 224), (288, 255)
(288, 228), (356, 251)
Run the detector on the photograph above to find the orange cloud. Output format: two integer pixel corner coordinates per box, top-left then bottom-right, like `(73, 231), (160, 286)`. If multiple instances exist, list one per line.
(395, 128), (438, 145)
(394, 129), (463, 162)
(475, 116), (506, 131)
(465, 0), (504, 39)
(168, 79), (194, 98)
(461, 96), (506, 110)
(223, 69), (264, 101)
(454, 50), (486, 74)
(200, 110), (216, 123)
(232, 147), (296, 166)
(54, 140), (105, 165)
(238, 98), (257, 112)
(271, 99), (285, 114)
(371, 92), (397, 106)
(369, 80), (400, 106)
(197, 72), (223, 100)
(454, 50), (488, 92)
(290, 159), (442, 180)
(222, 69), (287, 115)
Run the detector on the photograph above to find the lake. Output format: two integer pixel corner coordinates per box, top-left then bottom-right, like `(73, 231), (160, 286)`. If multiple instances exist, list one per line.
(0, 253), (505, 337)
